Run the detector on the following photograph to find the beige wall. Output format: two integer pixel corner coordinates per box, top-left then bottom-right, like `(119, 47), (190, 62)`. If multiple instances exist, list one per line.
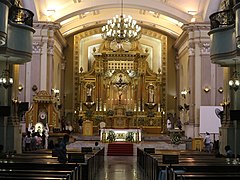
(167, 37), (177, 114)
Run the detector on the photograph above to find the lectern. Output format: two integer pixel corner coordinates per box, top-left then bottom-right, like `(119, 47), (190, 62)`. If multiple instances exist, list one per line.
(82, 120), (93, 136)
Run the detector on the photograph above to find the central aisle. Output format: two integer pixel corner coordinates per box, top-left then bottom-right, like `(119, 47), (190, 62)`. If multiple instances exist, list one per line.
(94, 156), (143, 180)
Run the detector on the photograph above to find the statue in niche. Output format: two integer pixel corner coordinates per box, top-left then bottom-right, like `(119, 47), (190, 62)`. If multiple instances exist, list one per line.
(148, 86), (154, 103)
(86, 84), (93, 102)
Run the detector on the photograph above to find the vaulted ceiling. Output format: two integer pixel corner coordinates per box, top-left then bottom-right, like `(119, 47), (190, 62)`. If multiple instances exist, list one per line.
(22, 0), (221, 38)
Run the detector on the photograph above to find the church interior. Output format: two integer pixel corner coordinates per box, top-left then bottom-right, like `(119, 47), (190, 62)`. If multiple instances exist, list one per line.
(1, 0), (240, 179)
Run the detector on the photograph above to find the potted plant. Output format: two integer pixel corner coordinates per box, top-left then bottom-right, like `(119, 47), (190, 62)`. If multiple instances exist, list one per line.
(126, 132), (134, 142)
(170, 132), (182, 145)
(107, 130), (116, 142)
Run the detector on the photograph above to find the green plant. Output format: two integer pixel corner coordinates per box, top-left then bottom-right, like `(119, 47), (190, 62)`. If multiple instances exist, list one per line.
(107, 130), (116, 142)
(126, 110), (133, 116)
(126, 132), (134, 142)
(106, 109), (114, 116)
(85, 110), (93, 118)
(170, 132), (182, 145)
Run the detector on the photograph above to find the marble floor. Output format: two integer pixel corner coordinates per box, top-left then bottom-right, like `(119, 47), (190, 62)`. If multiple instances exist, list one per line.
(94, 156), (143, 180)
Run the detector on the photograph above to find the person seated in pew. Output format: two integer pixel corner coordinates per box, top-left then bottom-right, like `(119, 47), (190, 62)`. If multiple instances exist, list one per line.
(93, 142), (101, 150)
(225, 145), (234, 158)
(0, 145), (6, 159)
(56, 134), (69, 163)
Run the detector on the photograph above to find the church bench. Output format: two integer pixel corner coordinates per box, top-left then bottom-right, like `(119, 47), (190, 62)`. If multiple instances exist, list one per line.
(0, 162), (80, 180)
(0, 169), (75, 179)
(137, 148), (240, 180)
(174, 171), (240, 179)
(0, 148), (104, 180)
(0, 172), (70, 180)
(0, 176), (65, 179)
(161, 165), (240, 180)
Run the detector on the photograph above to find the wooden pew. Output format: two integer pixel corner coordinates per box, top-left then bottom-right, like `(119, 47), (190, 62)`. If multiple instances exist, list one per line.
(174, 171), (240, 179)
(137, 148), (240, 180)
(0, 161), (80, 180)
(0, 147), (104, 180)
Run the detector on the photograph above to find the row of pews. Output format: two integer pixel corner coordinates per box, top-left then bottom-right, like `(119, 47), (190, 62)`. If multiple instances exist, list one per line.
(0, 148), (104, 180)
(137, 148), (240, 180)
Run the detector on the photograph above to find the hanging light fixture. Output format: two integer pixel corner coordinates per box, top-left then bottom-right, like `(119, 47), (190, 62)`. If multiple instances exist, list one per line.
(0, 56), (13, 89)
(229, 60), (240, 91)
(101, 0), (141, 51)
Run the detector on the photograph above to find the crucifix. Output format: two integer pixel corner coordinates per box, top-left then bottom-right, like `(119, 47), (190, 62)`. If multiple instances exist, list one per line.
(115, 74), (127, 104)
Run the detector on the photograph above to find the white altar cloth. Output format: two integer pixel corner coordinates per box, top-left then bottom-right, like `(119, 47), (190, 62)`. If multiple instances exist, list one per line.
(100, 128), (142, 142)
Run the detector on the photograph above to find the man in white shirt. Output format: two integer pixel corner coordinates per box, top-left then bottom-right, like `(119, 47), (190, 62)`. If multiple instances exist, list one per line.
(167, 118), (172, 130)
(204, 132), (211, 153)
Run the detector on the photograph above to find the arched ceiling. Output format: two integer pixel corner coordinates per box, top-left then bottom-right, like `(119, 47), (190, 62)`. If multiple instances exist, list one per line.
(22, 0), (221, 38)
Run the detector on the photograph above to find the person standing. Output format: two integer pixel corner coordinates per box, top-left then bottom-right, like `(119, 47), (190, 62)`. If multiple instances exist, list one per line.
(167, 117), (172, 130)
(204, 132), (211, 153)
(177, 117), (182, 130)
(57, 134), (69, 163)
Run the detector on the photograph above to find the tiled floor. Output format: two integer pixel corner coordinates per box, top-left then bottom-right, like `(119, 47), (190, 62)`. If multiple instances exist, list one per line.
(95, 156), (143, 180)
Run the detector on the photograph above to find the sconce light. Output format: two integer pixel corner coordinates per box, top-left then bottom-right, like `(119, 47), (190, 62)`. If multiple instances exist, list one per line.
(181, 89), (190, 98)
(181, 90), (187, 98)
(51, 88), (60, 95)
(203, 86), (210, 93)
(32, 85), (38, 92)
(229, 59), (240, 91)
(0, 56), (13, 89)
(218, 87), (223, 93)
(18, 84), (23, 92)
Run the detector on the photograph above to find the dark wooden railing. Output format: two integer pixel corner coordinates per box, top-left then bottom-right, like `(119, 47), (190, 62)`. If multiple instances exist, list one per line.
(209, 9), (235, 30)
(8, 5), (34, 27)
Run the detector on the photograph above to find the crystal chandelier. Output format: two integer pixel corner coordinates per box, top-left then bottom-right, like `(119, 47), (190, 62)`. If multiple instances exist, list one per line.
(0, 57), (13, 89)
(101, 0), (141, 47)
(229, 60), (240, 91)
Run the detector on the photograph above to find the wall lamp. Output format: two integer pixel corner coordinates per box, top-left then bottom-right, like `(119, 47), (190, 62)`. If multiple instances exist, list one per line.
(218, 87), (223, 93)
(203, 86), (210, 93)
(181, 89), (190, 98)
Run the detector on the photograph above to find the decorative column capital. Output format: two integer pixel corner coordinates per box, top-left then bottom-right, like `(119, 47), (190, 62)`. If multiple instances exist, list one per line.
(32, 41), (43, 54)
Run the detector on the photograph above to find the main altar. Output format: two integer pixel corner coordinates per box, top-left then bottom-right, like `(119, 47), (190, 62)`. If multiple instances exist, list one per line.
(77, 39), (167, 136)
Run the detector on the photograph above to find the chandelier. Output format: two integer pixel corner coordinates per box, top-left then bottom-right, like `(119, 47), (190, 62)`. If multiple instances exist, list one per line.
(0, 57), (13, 89)
(101, 0), (141, 47)
(229, 60), (240, 91)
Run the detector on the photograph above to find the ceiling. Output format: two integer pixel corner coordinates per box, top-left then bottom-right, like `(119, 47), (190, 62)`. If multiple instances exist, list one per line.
(22, 0), (221, 38)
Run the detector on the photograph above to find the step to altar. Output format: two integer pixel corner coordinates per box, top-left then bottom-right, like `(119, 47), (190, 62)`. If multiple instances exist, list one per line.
(107, 142), (133, 156)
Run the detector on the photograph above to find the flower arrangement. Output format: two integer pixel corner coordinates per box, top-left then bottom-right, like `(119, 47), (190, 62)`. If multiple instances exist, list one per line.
(170, 132), (182, 145)
(126, 110), (133, 116)
(147, 111), (155, 117)
(106, 109), (114, 116)
(107, 130), (116, 142)
(125, 132), (134, 142)
(85, 110), (93, 118)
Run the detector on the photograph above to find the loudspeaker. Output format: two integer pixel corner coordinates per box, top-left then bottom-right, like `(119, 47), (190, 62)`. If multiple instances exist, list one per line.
(230, 110), (240, 121)
(18, 102), (29, 113)
(0, 106), (11, 116)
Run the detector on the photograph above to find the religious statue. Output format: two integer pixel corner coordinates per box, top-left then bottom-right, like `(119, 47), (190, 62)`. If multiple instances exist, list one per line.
(28, 123), (34, 136)
(118, 90), (122, 102)
(86, 84), (93, 102)
(148, 88), (154, 103)
(87, 86), (92, 97)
